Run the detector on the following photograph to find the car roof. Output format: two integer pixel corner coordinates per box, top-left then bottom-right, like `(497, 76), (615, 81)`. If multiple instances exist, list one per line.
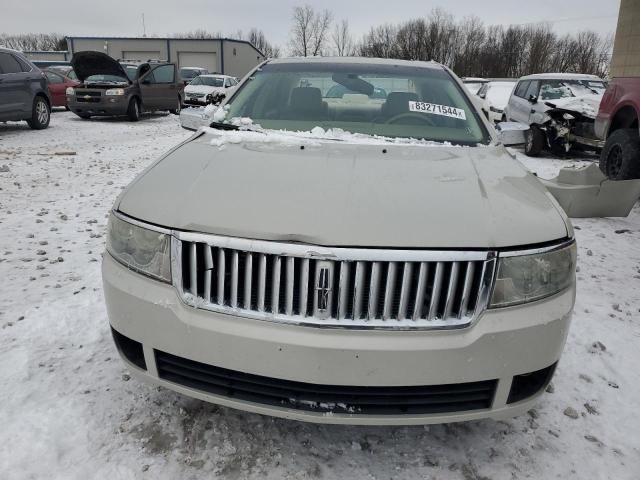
(462, 77), (488, 82)
(267, 56), (443, 70)
(199, 74), (230, 78)
(181, 66), (207, 70)
(518, 72), (604, 81)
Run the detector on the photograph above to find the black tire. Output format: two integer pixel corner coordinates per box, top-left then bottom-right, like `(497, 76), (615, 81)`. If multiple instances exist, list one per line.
(524, 126), (545, 157)
(26, 96), (50, 130)
(170, 96), (182, 115)
(127, 98), (141, 122)
(599, 128), (640, 180)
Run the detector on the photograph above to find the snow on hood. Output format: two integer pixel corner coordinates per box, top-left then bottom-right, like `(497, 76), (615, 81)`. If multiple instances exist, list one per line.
(544, 94), (603, 119)
(185, 85), (226, 95)
(71, 51), (130, 83)
(203, 125), (456, 148)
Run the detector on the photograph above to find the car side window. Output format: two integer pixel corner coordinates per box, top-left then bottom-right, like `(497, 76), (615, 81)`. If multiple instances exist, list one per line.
(525, 81), (540, 100)
(152, 65), (175, 84)
(0, 53), (23, 74)
(45, 72), (63, 84)
(514, 81), (530, 98)
(15, 56), (32, 72)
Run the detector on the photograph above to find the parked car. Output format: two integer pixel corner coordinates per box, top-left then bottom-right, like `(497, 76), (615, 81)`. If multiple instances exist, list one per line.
(46, 64), (78, 81)
(67, 51), (183, 121)
(595, 77), (640, 180)
(477, 80), (517, 123)
(104, 57), (576, 425)
(183, 74), (238, 106)
(44, 69), (79, 108)
(504, 73), (607, 156)
(462, 77), (489, 95)
(179, 67), (209, 85)
(0, 47), (51, 129)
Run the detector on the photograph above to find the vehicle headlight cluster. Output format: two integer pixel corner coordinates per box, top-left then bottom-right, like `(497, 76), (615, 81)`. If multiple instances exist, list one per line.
(490, 241), (576, 308)
(106, 213), (171, 283)
(66, 87), (75, 95)
(105, 88), (125, 96)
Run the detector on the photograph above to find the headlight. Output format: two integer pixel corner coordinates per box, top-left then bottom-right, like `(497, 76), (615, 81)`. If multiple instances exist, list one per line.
(106, 213), (171, 283)
(105, 88), (125, 96)
(66, 87), (75, 95)
(490, 241), (576, 308)
(489, 106), (503, 113)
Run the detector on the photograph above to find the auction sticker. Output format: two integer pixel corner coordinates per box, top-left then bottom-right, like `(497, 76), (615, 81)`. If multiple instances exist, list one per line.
(408, 101), (466, 120)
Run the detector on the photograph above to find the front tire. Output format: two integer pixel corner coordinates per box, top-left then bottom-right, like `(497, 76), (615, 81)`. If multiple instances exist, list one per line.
(170, 96), (182, 115)
(524, 126), (545, 157)
(127, 98), (141, 122)
(599, 128), (640, 180)
(26, 96), (50, 130)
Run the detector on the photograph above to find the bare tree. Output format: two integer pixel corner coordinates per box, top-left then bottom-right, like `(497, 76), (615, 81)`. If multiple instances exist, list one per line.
(0, 33), (66, 51)
(174, 29), (224, 39)
(247, 28), (281, 58)
(289, 5), (333, 56)
(332, 19), (353, 56)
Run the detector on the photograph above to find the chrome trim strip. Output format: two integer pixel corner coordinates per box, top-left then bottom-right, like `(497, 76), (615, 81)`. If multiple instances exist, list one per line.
(497, 239), (576, 258)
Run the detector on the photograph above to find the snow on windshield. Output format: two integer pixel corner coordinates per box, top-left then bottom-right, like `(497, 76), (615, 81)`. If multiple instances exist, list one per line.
(486, 83), (516, 108)
(540, 80), (606, 101)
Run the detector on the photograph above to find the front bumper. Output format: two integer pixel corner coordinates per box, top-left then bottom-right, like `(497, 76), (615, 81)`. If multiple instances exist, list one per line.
(184, 95), (207, 106)
(67, 95), (129, 116)
(103, 253), (574, 425)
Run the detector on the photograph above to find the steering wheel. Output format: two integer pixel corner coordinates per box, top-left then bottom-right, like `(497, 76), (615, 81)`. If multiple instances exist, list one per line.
(385, 112), (437, 126)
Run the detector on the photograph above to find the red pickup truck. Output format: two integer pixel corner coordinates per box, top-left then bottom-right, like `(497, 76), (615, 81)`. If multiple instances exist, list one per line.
(596, 78), (640, 179)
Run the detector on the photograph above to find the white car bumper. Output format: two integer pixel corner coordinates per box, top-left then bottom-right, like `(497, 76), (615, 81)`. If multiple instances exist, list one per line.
(103, 253), (574, 425)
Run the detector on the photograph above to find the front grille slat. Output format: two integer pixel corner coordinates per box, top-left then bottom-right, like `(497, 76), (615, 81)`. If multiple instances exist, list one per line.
(176, 236), (495, 329)
(428, 262), (444, 321)
(459, 262), (475, 318)
(258, 253), (267, 311)
(271, 256), (281, 314)
(443, 261), (460, 319)
(156, 350), (497, 415)
(397, 262), (413, 320)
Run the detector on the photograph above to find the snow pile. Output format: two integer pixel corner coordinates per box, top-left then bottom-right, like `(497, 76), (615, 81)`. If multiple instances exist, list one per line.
(0, 113), (639, 479)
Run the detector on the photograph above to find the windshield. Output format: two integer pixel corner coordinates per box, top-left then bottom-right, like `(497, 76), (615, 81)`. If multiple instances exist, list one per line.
(464, 82), (485, 95)
(486, 82), (516, 108)
(180, 68), (202, 80)
(539, 80), (606, 100)
(224, 63), (490, 145)
(191, 76), (224, 87)
(121, 64), (138, 81)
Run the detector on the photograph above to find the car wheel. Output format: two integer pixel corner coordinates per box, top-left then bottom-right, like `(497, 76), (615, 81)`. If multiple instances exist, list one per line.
(127, 98), (141, 122)
(26, 96), (51, 130)
(599, 128), (640, 180)
(170, 96), (182, 115)
(524, 126), (545, 157)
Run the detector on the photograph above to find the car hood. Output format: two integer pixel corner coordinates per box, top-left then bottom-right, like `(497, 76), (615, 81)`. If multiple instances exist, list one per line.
(185, 85), (225, 95)
(543, 94), (603, 119)
(117, 133), (569, 248)
(71, 51), (131, 83)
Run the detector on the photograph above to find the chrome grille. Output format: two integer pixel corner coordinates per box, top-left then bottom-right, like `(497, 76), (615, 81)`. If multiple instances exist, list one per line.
(173, 235), (496, 329)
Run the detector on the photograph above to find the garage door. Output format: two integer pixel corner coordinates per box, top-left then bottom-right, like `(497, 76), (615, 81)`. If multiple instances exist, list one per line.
(122, 51), (161, 62)
(178, 52), (218, 73)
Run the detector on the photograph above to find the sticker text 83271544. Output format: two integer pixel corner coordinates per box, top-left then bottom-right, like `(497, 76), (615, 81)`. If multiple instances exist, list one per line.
(408, 101), (467, 120)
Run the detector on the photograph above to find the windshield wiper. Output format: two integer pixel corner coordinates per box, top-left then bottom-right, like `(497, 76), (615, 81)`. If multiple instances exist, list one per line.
(208, 121), (239, 130)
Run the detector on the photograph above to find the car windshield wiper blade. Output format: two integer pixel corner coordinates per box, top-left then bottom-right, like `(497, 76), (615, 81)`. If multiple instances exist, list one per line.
(208, 121), (239, 130)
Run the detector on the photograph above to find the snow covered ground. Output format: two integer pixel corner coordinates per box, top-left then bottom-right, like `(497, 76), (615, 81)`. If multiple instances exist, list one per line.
(1, 112), (639, 480)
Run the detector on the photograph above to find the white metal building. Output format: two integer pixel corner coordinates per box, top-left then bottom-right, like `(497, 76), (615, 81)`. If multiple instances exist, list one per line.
(26, 36), (265, 78)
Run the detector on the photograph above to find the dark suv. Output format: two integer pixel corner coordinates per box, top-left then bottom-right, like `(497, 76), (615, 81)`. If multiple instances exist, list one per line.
(0, 47), (51, 129)
(67, 51), (183, 121)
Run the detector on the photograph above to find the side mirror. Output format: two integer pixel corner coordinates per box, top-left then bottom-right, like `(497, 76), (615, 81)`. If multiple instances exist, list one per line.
(528, 94), (538, 104)
(496, 122), (529, 146)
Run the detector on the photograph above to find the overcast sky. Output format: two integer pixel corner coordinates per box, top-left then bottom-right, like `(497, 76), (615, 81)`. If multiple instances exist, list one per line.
(1, 0), (620, 51)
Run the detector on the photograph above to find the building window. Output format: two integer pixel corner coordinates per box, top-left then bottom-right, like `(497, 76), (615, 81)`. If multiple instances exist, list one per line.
(233, 48), (237, 56)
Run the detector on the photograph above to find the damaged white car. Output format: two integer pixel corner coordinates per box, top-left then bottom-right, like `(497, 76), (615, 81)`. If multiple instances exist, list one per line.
(504, 73), (607, 156)
(104, 57), (576, 425)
